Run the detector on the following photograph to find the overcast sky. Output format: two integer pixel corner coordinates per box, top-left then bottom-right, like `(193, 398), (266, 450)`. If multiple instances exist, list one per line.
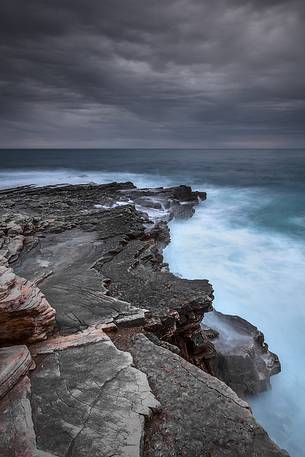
(0, 0), (304, 148)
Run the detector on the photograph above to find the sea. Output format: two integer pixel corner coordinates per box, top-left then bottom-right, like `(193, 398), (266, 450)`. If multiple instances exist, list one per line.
(1, 148), (305, 457)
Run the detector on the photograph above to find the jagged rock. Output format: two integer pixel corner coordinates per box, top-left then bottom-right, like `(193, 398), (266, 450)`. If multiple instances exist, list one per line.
(0, 183), (287, 457)
(0, 213), (48, 263)
(96, 233), (216, 372)
(0, 183), (280, 384)
(203, 310), (281, 394)
(0, 263), (56, 344)
(2, 185), (214, 371)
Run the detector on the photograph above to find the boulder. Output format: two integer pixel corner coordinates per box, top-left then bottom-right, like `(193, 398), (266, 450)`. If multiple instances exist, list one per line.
(203, 310), (281, 395)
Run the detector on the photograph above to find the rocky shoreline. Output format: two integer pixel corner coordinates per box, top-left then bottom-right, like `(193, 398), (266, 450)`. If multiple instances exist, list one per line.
(0, 182), (288, 456)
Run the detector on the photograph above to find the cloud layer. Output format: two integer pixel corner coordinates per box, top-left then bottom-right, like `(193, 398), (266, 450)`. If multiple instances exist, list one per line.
(0, 0), (304, 147)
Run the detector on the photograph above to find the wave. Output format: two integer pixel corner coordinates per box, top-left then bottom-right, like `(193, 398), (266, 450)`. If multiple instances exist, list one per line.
(0, 168), (175, 190)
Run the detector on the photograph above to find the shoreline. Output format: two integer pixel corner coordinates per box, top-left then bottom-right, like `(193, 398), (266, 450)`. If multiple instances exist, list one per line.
(0, 182), (289, 456)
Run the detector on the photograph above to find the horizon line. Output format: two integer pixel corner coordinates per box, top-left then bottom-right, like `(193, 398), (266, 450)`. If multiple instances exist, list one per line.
(0, 147), (304, 151)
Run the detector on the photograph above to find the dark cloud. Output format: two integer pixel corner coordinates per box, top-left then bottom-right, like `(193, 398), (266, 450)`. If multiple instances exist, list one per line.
(0, 0), (304, 147)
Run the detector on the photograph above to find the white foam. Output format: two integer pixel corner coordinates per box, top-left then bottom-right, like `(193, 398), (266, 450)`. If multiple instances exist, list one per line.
(94, 199), (134, 209)
(0, 169), (173, 190)
(164, 185), (305, 457)
(135, 204), (170, 222)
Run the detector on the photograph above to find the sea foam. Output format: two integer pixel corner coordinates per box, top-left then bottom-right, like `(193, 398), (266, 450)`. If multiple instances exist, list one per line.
(164, 185), (305, 457)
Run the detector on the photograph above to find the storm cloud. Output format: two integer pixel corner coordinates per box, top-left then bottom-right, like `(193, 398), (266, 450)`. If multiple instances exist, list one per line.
(0, 0), (304, 147)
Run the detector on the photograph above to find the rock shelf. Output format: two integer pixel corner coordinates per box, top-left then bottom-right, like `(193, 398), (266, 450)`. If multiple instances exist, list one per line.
(0, 183), (288, 456)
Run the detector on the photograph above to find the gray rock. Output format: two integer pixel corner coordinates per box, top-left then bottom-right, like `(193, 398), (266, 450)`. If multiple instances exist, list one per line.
(129, 334), (288, 457)
(203, 311), (281, 394)
(0, 375), (37, 457)
(4, 184), (215, 372)
(30, 335), (160, 457)
(0, 183), (288, 457)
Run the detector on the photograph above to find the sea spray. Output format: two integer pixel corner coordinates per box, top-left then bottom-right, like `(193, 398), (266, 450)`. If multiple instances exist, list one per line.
(164, 185), (305, 457)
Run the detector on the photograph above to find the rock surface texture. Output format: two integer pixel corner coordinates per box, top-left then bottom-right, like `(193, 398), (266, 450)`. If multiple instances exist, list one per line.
(128, 334), (287, 457)
(30, 329), (160, 457)
(0, 263), (55, 344)
(0, 183), (289, 456)
(0, 346), (36, 457)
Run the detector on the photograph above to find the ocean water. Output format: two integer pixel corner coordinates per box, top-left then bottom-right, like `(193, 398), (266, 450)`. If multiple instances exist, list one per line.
(1, 149), (305, 456)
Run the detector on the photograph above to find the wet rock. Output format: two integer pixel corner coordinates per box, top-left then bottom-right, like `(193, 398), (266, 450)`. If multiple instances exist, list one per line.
(203, 310), (281, 394)
(0, 182), (287, 456)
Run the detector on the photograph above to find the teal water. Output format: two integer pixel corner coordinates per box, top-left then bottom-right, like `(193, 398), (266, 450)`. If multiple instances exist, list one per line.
(1, 149), (304, 456)
(164, 185), (305, 457)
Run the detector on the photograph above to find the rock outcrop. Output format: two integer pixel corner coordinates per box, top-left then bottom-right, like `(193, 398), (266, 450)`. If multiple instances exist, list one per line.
(0, 182), (289, 457)
(0, 330), (160, 457)
(0, 263), (55, 344)
(203, 310), (281, 395)
(127, 334), (288, 457)
(30, 327), (160, 457)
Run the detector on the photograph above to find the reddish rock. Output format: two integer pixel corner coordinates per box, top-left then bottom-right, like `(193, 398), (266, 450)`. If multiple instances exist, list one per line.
(0, 263), (56, 345)
(30, 322), (115, 355)
(0, 346), (37, 457)
(0, 345), (33, 400)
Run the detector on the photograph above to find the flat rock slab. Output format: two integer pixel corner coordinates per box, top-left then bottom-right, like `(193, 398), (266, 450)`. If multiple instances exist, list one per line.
(0, 376), (37, 457)
(14, 228), (147, 334)
(129, 334), (288, 457)
(30, 334), (160, 457)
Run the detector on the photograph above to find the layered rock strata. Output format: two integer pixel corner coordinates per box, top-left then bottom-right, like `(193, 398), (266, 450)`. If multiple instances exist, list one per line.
(0, 345), (33, 400)
(0, 263), (55, 344)
(0, 345), (36, 457)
